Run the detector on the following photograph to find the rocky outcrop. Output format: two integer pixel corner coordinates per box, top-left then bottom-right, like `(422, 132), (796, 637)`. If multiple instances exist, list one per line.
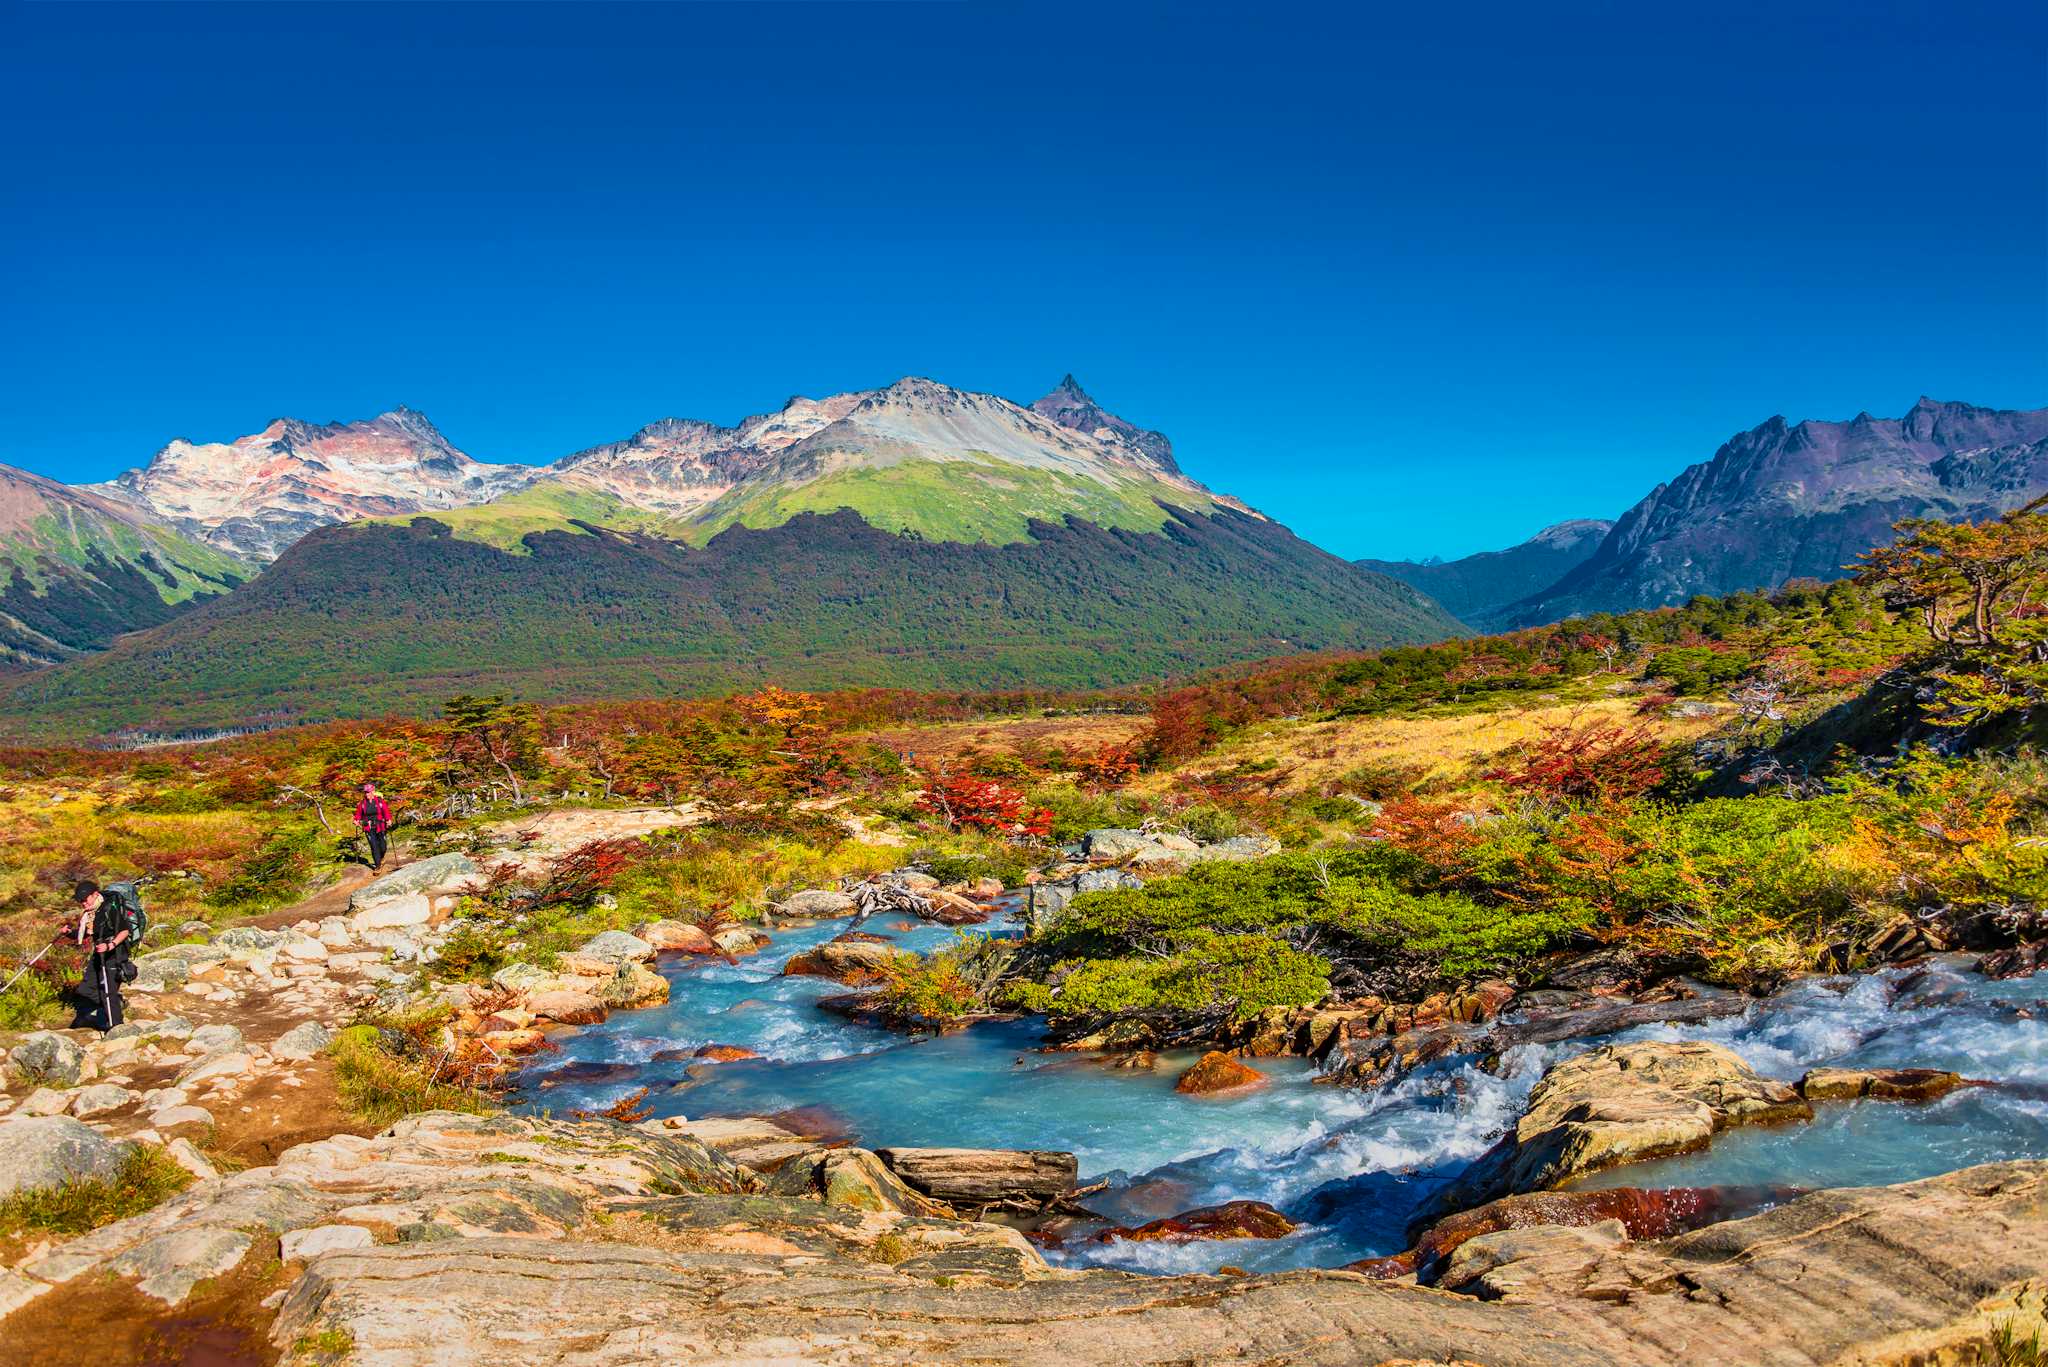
(0, 1111), (752, 1316)
(761, 1146), (956, 1218)
(257, 1160), (2048, 1367)
(634, 919), (717, 953)
(0, 1115), (134, 1198)
(1419, 1041), (1810, 1228)
(1354, 1184), (1797, 1281)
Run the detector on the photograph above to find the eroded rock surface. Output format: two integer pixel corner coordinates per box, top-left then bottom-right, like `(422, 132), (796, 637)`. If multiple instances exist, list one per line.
(1419, 1041), (1810, 1227)
(261, 1162), (2048, 1367)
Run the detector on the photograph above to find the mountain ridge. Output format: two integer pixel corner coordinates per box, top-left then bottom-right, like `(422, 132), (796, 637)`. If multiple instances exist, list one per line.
(1496, 397), (2048, 626)
(1359, 519), (1613, 630)
(0, 462), (251, 668)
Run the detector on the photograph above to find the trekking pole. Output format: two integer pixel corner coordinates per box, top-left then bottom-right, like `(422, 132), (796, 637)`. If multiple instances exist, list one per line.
(0, 934), (63, 997)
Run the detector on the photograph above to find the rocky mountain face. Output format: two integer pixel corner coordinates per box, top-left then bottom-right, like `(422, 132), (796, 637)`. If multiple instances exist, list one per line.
(1359, 519), (1613, 630)
(0, 463), (249, 668)
(93, 407), (534, 561)
(1496, 399), (2048, 627)
(0, 377), (1457, 735)
(536, 376), (1223, 546)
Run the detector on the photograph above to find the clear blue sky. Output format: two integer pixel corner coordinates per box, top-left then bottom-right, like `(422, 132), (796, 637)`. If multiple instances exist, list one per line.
(3, 1), (2042, 560)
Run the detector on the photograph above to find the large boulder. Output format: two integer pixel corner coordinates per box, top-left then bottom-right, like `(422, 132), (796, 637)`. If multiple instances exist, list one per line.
(1174, 1051), (1267, 1095)
(1798, 1066), (1978, 1102)
(634, 919), (716, 953)
(1081, 828), (1155, 861)
(0, 1115), (133, 1197)
(272, 1021), (335, 1060)
(782, 934), (904, 985)
(9, 1031), (84, 1086)
(187, 1022), (245, 1056)
(776, 889), (858, 919)
(577, 930), (656, 964)
(349, 853), (479, 912)
(1096, 1200), (1297, 1243)
(1024, 867), (1142, 929)
(599, 962), (669, 1009)
(527, 990), (608, 1026)
(1420, 1041), (1811, 1228)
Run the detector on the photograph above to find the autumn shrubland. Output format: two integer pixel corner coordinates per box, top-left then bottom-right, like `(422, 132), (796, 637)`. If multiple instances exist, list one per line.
(4, 508), (2048, 1031)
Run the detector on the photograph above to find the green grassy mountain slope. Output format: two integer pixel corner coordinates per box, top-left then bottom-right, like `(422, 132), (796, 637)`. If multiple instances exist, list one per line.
(0, 506), (1461, 739)
(0, 462), (250, 668)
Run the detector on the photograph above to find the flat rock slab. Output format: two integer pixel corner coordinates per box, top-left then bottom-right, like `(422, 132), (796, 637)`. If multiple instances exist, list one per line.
(109, 1226), (254, 1304)
(876, 1147), (1079, 1203)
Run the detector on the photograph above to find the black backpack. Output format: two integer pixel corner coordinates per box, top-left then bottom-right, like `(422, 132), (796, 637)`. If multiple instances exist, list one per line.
(103, 881), (148, 946)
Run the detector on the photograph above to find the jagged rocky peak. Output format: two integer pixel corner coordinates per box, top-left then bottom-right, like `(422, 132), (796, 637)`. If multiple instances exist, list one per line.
(92, 406), (534, 562)
(1030, 373), (1179, 474)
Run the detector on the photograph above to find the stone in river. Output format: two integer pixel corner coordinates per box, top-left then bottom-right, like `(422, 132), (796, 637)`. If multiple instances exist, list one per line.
(1095, 1200), (1296, 1243)
(692, 1044), (761, 1063)
(1173, 1051), (1266, 1095)
(875, 1147), (1078, 1204)
(1798, 1066), (1979, 1102)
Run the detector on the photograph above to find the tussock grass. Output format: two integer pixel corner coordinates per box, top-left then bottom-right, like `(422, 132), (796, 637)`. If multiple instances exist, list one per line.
(328, 1023), (496, 1128)
(0, 1145), (193, 1237)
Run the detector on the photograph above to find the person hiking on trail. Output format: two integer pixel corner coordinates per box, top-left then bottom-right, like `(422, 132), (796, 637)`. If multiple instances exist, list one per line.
(71, 880), (135, 1032)
(355, 781), (394, 871)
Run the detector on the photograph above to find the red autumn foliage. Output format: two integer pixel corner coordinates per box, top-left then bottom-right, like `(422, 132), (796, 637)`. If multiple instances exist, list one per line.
(1487, 719), (1666, 802)
(915, 772), (1053, 839)
(1368, 795), (1486, 876)
(529, 838), (643, 910)
(1076, 742), (1140, 789)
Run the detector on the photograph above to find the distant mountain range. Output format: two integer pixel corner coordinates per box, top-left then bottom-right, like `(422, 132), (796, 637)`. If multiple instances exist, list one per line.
(1499, 399), (2048, 627)
(0, 377), (1456, 738)
(1359, 519), (1613, 631)
(4, 386), (2042, 738)
(1373, 398), (2048, 631)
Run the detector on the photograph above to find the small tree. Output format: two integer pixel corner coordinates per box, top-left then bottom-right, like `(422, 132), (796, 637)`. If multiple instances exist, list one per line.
(443, 695), (544, 802)
(1487, 718), (1666, 803)
(915, 770), (1053, 840)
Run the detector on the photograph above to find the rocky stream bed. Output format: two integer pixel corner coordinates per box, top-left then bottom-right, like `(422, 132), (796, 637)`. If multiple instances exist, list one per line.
(2, 832), (2046, 1364)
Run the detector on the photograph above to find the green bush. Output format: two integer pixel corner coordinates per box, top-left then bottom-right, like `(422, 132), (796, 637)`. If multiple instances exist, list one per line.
(1027, 783), (1152, 842)
(922, 850), (1029, 889)
(208, 827), (324, 912)
(1011, 933), (1328, 1019)
(0, 966), (64, 1031)
(329, 1023), (495, 1127)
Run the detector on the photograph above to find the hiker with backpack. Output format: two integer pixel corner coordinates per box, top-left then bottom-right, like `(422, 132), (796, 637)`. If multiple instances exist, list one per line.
(71, 879), (145, 1032)
(355, 781), (394, 871)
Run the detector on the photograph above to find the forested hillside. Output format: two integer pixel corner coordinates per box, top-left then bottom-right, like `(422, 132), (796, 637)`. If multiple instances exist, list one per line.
(0, 506), (1457, 739)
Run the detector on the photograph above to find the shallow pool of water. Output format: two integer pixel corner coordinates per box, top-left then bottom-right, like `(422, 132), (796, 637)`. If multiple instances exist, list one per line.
(517, 910), (2048, 1274)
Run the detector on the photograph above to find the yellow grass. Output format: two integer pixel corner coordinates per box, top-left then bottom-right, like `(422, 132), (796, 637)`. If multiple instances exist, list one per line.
(854, 714), (1149, 764)
(1136, 695), (1726, 798)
